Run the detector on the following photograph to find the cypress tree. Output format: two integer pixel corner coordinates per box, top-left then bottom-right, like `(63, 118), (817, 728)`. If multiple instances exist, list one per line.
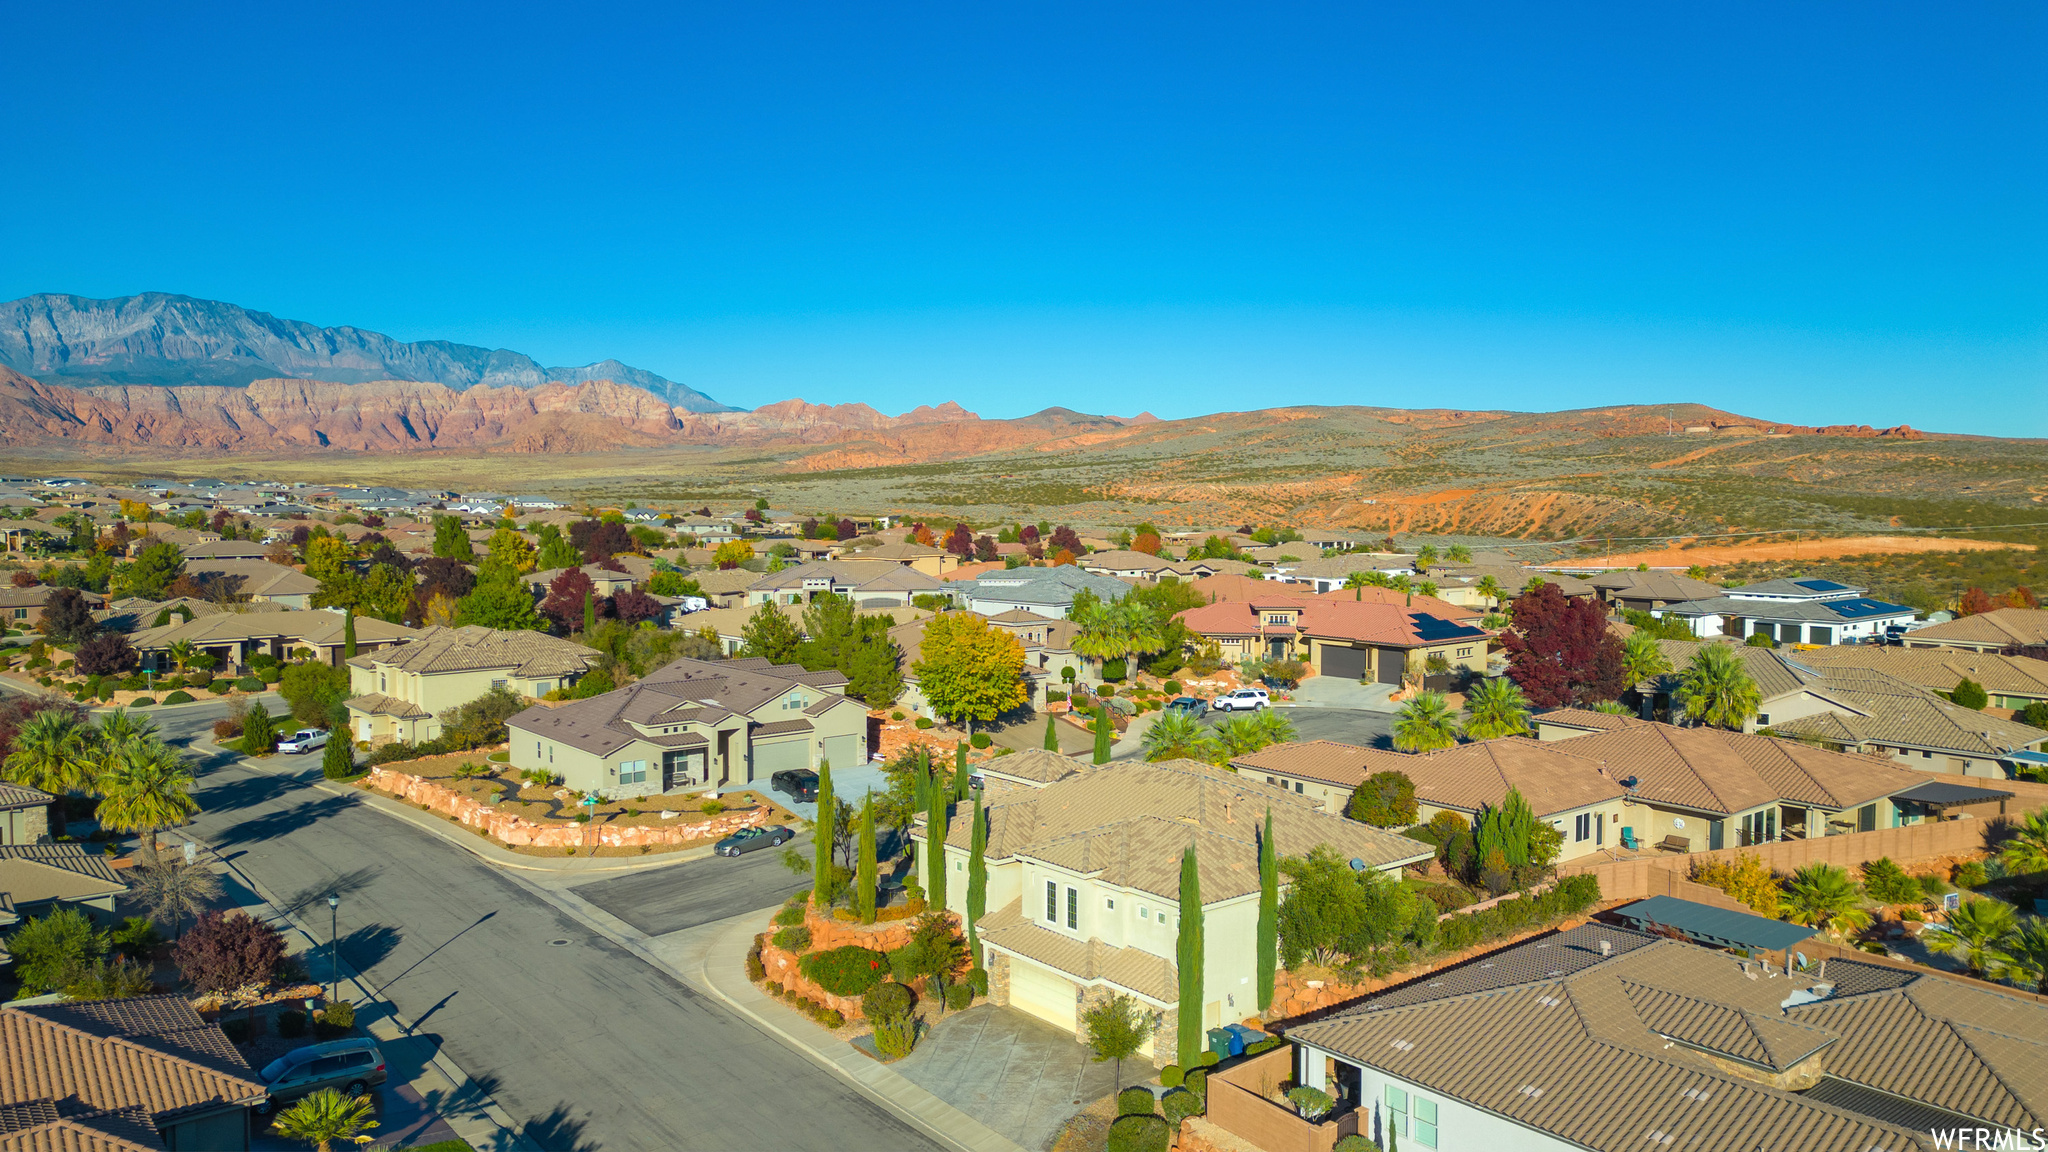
(321, 731), (356, 781)
(342, 609), (357, 659)
(965, 797), (987, 968)
(925, 771), (948, 913)
(952, 743), (971, 800)
(812, 760), (835, 906)
(913, 747), (930, 809)
(1092, 704), (1113, 765)
(582, 588), (596, 634)
(1176, 844), (1204, 1068)
(1043, 713), (1060, 752)
(1500, 786), (1534, 867)
(1257, 807), (1277, 1013)
(855, 792), (877, 924)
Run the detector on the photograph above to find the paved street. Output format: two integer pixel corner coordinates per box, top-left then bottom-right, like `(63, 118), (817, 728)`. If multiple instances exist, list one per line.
(574, 832), (814, 937)
(1269, 707), (1397, 749)
(171, 733), (943, 1152)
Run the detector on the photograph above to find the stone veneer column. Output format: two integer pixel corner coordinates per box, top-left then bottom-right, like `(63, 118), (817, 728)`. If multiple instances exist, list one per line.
(988, 952), (1011, 1007)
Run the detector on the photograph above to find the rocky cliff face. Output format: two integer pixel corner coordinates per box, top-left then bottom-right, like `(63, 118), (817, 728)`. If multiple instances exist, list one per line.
(0, 292), (737, 412)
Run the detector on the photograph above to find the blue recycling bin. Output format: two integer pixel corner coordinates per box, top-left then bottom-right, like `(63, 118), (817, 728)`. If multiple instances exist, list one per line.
(1223, 1024), (1267, 1053)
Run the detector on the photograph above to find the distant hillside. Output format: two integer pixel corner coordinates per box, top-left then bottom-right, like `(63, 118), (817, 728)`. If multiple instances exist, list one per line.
(0, 292), (738, 412)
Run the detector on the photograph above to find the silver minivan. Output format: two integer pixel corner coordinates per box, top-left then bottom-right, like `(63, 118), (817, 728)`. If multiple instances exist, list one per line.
(254, 1038), (387, 1114)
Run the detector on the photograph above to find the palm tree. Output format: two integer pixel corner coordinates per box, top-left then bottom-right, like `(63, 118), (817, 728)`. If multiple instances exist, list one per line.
(166, 639), (197, 673)
(127, 860), (223, 939)
(1251, 708), (1296, 747)
(1141, 712), (1218, 763)
(84, 708), (161, 785)
(1072, 602), (1164, 680)
(3, 708), (93, 796)
(1213, 714), (1281, 761)
(1621, 632), (1671, 687)
(95, 739), (199, 865)
(1926, 898), (2019, 978)
(1781, 863), (1872, 938)
(1999, 809), (2048, 876)
(1994, 917), (2048, 993)
(1392, 692), (1461, 753)
(1342, 572), (1375, 601)
(270, 1088), (379, 1152)
(1475, 575), (1504, 609)
(1415, 580), (1440, 599)
(1462, 677), (1531, 739)
(1675, 644), (1760, 731)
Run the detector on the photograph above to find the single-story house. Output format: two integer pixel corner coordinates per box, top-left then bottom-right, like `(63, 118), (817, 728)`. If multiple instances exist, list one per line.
(1584, 569), (1723, 612)
(840, 541), (958, 576)
(1901, 606), (2048, 653)
(745, 559), (947, 607)
(179, 559), (320, 609)
(950, 566), (1133, 620)
(1791, 644), (2048, 711)
(0, 783), (55, 846)
(0, 843), (129, 917)
(129, 609), (416, 671)
(1655, 578), (1917, 646)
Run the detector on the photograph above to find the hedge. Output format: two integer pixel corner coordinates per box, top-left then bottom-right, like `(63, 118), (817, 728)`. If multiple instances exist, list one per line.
(130, 697), (155, 707)
(234, 675), (264, 692)
(1183, 1068), (1208, 1099)
(1160, 1065), (1182, 1088)
(1117, 1087), (1157, 1117)
(1435, 874), (1601, 953)
(162, 690), (195, 705)
(1106, 1115), (1170, 1152)
(1161, 1088), (1203, 1128)
(862, 981), (914, 1021)
(798, 946), (888, 997)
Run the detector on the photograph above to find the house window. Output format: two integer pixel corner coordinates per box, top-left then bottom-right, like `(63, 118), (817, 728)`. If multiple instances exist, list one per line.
(1414, 1096), (1438, 1148)
(1067, 887), (1078, 930)
(379, 674), (387, 691)
(1106, 897), (1115, 910)
(1138, 905), (1148, 919)
(1756, 713), (1770, 726)
(1386, 1085), (1436, 1145)
(1294, 781), (1303, 794)
(1386, 1085), (1408, 1137)
(1456, 647), (1472, 658)
(1157, 911), (1166, 924)
(1265, 614), (1290, 625)
(1046, 880), (1059, 923)
(618, 760), (647, 784)
(1574, 813), (1591, 842)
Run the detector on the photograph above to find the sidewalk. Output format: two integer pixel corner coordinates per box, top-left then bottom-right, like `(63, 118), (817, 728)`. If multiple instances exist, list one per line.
(164, 828), (534, 1152)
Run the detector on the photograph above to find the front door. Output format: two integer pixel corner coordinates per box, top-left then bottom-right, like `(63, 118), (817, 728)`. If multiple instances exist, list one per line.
(1332, 1060), (1362, 1107)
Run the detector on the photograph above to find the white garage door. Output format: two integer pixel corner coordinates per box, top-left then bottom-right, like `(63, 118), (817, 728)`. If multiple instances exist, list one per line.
(1007, 959), (1076, 1033)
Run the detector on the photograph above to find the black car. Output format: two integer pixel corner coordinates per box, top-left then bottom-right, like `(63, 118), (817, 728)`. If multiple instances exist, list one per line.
(715, 825), (794, 857)
(771, 769), (820, 802)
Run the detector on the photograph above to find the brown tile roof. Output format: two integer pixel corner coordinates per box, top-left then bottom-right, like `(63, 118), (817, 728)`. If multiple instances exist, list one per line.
(1766, 668), (2048, 757)
(1792, 645), (2048, 701)
(0, 785), (52, 814)
(1585, 570), (1723, 601)
(1531, 706), (1639, 733)
(507, 656), (847, 757)
(0, 846), (128, 906)
(1291, 924), (2034, 1152)
(923, 759), (1429, 904)
(979, 749), (1087, 787)
(1906, 608), (2048, 649)
(977, 899), (1178, 1003)
(128, 610), (415, 652)
(346, 624), (596, 679)
(0, 997), (263, 1129)
(342, 692), (430, 721)
(1547, 715), (1926, 813)
(1647, 640), (1820, 701)
(176, 559), (318, 599)
(0, 1102), (163, 1152)
(1176, 598), (1485, 648)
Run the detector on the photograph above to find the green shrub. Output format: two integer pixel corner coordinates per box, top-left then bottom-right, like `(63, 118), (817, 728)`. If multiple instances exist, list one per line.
(235, 675), (264, 692)
(315, 1000), (356, 1038)
(95, 682), (114, 702)
(891, 711), (905, 721)
(118, 676), (144, 691)
(1159, 1065), (1183, 1088)
(130, 696), (155, 707)
(967, 967), (988, 996)
(1859, 857), (1921, 904)
(1162, 680), (1182, 695)
(862, 981), (915, 1021)
(1953, 860), (1989, 889)
(1102, 658), (1126, 681)
(1097, 684), (1116, 697)
(1161, 1087), (1204, 1128)
(945, 983), (972, 1011)
(1334, 1137), (1375, 1152)
(1917, 873), (1950, 898)
(969, 733), (991, 750)
(1287, 1086), (1334, 1121)
(1435, 873), (1601, 952)
(772, 925), (812, 951)
(1183, 1068), (1208, 1100)
(814, 1006), (845, 1029)
(276, 1010), (308, 1038)
(1244, 1036), (1285, 1056)
(1949, 678), (1988, 710)
(872, 1012), (918, 1058)
(1105, 1115), (1170, 1152)
(746, 948), (767, 982)
(773, 903), (807, 927)
(1117, 1087), (1158, 1117)
(799, 946), (888, 997)
(208, 678), (233, 695)
(220, 1017), (252, 1044)
(162, 690), (194, 705)
(1197, 1050), (1220, 1067)
(2021, 701), (2048, 730)
(914, 717), (934, 730)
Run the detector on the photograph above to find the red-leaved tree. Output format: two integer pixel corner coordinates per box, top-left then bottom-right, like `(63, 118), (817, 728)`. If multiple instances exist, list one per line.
(944, 523), (974, 557)
(1499, 582), (1626, 708)
(836, 518), (857, 542)
(613, 589), (664, 626)
(1019, 524), (1040, 546)
(1959, 587), (1996, 617)
(173, 910), (286, 993)
(974, 535), (998, 562)
(1049, 525), (1084, 556)
(541, 567), (597, 631)
(2006, 586), (2038, 610)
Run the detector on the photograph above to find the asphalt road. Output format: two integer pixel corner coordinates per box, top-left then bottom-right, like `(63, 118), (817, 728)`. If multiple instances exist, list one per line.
(1199, 706), (1396, 750)
(173, 737), (942, 1152)
(575, 837), (812, 938)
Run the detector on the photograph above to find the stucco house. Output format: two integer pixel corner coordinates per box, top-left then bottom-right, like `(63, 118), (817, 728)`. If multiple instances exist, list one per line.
(745, 559), (947, 607)
(1654, 578), (1917, 646)
(344, 625), (600, 746)
(1791, 644), (2048, 711)
(916, 759), (1430, 1065)
(1901, 606), (2048, 653)
(178, 559), (320, 609)
(950, 565), (1133, 620)
(1176, 595), (1490, 683)
(130, 609), (415, 672)
(508, 656), (870, 797)
(1584, 569), (1722, 612)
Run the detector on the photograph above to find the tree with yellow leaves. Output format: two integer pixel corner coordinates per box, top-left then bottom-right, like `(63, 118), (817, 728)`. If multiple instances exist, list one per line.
(485, 527), (537, 573)
(1689, 852), (1781, 918)
(912, 613), (1027, 734)
(712, 539), (754, 569)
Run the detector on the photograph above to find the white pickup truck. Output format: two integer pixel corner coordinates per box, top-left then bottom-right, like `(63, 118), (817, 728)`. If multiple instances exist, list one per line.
(276, 729), (330, 755)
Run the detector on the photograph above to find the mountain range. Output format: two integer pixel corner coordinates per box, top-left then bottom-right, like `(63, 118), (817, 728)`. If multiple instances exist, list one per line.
(0, 292), (736, 412)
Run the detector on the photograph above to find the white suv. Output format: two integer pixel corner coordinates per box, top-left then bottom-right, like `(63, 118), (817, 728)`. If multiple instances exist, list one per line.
(1212, 687), (1270, 712)
(276, 729), (330, 755)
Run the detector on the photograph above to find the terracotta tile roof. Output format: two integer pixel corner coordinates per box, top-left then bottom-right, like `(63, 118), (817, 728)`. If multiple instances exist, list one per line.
(1904, 608), (2048, 649)
(0, 997), (263, 1129)
(1541, 716), (1927, 813)
(1646, 641), (1819, 701)
(1291, 925), (2037, 1152)
(1533, 707), (1641, 733)
(977, 899), (1178, 1004)
(1176, 598), (1485, 648)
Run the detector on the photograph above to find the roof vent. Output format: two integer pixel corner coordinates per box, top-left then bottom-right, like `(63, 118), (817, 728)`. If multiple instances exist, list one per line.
(1388, 1039), (1415, 1051)
(1740, 962), (1757, 981)
(1680, 1087), (1712, 1103)
(1537, 995), (1561, 1007)
(1518, 1085), (1545, 1099)
(1645, 1131), (1676, 1146)
(1599, 940), (1613, 956)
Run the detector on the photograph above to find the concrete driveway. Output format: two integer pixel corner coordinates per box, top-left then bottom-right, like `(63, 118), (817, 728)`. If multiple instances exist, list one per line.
(1288, 676), (1398, 711)
(892, 1004), (1119, 1152)
(774, 761), (891, 822)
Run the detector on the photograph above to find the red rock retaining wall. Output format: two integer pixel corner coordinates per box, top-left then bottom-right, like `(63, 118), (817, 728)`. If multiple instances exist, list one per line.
(365, 766), (768, 848)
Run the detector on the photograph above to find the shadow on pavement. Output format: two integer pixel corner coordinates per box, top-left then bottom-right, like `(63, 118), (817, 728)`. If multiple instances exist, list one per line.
(336, 922), (406, 974)
(193, 771), (303, 814)
(210, 794), (360, 847)
(275, 865), (383, 917)
(524, 1102), (599, 1152)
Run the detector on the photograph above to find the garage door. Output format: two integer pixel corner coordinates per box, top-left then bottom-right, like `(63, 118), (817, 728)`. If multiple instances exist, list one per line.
(1007, 959), (1077, 1033)
(1376, 648), (1404, 684)
(751, 738), (808, 784)
(1320, 644), (1367, 680)
(821, 733), (864, 770)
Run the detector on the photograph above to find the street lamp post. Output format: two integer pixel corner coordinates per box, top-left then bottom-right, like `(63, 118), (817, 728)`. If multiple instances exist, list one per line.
(327, 894), (340, 1003)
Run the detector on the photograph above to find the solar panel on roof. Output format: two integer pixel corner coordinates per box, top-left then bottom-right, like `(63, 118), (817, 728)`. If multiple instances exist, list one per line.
(1827, 597), (1914, 620)
(1795, 579), (1850, 591)
(1410, 614), (1485, 642)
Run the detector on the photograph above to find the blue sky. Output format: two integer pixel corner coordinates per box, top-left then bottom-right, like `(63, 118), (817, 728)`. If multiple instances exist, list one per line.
(2, 2), (2041, 434)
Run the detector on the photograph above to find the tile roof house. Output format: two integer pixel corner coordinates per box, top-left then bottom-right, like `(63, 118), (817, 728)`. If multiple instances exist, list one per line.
(839, 541), (957, 576)
(743, 559), (947, 608)
(175, 540), (270, 561)
(0, 844), (126, 914)
(0, 995), (265, 1151)
(128, 610), (416, 673)
(175, 559), (319, 609)
(1654, 578), (1917, 646)
(343, 625), (599, 747)
(0, 786), (53, 849)
(508, 656), (870, 797)
(1584, 569), (1723, 611)
(950, 566), (1133, 621)
(0, 586), (106, 627)
(1279, 922), (2039, 1152)
(1176, 595), (1489, 684)
(916, 759), (1431, 1063)
(1791, 644), (2048, 709)
(1903, 607), (2048, 653)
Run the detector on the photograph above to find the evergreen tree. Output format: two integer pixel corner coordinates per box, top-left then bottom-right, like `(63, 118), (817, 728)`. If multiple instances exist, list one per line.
(812, 761), (835, 905)
(966, 797), (987, 967)
(1044, 713), (1061, 751)
(320, 732), (356, 780)
(456, 562), (543, 631)
(342, 609), (357, 659)
(953, 743), (970, 799)
(1175, 845), (1204, 1068)
(925, 773), (948, 913)
(1257, 807), (1277, 1012)
(855, 792), (877, 924)
(241, 707), (276, 755)
(582, 589), (596, 634)
(1093, 705), (1113, 765)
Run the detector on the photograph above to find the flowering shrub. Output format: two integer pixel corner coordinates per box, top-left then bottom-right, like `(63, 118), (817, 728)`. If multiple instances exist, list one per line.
(798, 945), (888, 997)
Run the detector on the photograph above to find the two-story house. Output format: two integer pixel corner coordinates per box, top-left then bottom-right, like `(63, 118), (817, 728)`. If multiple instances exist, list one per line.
(916, 759), (1431, 1065)
(508, 656), (870, 797)
(1177, 595), (1490, 683)
(343, 625), (600, 746)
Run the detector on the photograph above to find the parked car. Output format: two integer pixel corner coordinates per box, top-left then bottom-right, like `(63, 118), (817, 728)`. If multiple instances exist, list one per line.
(1211, 687), (1270, 712)
(770, 769), (820, 802)
(715, 824), (795, 857)
(1164, 696), (1209, 718)
(276, 728), (330, 755)
(254, 1038), (387, 1115)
